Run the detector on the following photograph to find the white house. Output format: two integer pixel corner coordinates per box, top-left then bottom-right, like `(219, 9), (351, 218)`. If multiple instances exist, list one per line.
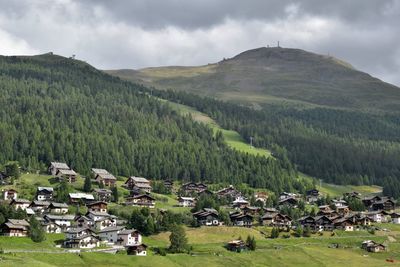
(117, 229), (142, 246)
(98, 226), (124, 244)
(178, 196), (196, 207)
(64, 228), (99, 249)
(47, 202), (69, 214)
(3, 189), (17, 200)
(10, 199), (31, 210)
(44, 214), (75, 229)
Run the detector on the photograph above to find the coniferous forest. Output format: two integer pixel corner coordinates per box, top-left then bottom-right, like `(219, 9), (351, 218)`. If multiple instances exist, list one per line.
(156, 90), (400, 198)
(0, 54), (302, 195)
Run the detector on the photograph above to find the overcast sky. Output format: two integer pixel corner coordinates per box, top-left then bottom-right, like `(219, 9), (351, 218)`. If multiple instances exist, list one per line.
(0, 0), (399, 86)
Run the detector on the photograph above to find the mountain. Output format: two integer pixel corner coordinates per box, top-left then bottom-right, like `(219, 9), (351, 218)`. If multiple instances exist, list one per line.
(0, 53), (299, 193)
(106, 47), (400, 112)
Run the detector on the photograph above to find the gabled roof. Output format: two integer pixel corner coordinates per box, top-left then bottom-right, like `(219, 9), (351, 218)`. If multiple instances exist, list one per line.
(98, 226), (124, 233)
(65, 227), (90, 234)
(96, 173), (116, 180)
(49, 202), (69, 208)
(44, 214), (75, 221)
(91, 168), (109, 175)
(57, 169), (77, 175)
(129, 176), (150, 183)
(86, 201), (108, 207)
(93, 188), (112, 194)
(127, 194), (155, 200)
(30, 200), (51, 206)
(7, 219), (30, 227)
(50, 162), (70, 170)
(178, 196), (195, 201)
(10, 198), (31, 204)
(69, 193), (94, 200)
(37, 186), (54, 192)
(118, 229), (138, 235)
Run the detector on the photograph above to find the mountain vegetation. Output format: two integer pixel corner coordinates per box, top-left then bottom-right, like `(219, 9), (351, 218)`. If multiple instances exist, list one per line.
(0, 53), (304, 194)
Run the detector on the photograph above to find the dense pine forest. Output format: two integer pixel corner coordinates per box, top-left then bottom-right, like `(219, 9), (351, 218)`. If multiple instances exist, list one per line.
(156, 90), (400, 198)
(0, 54), (305, 195)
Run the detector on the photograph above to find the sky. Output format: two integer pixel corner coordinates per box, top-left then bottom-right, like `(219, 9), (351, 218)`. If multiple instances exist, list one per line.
(0, 0), (399, 86)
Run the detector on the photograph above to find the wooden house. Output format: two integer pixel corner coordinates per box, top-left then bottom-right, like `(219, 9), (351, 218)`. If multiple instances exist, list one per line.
(10, 198), (31, 210)
(333, 218), (354, 231)
(93, 188), (112, 202)
(2, 219), (29, 237)
(306, 189), (320, 203)
(391, 213), (400, 224)
(124, 176), (152, 193)
(44, 214), (75, 230)
(64, 227), (99, 249)
(36, 187), (54, 201)
(125, 194), (155, 208)
(48, 162), (70, 176)
(163, 180), (174, 191)
(229, 212), (253, 227)
(232, 196), (249, 209)
(278, 197), (298, 207)
(86, 201), (108, 213)
(47, 202), (69, 214)
(126, 244), (148, 256)
(192, 208), (220, 226)
(216, 185), (242, 199)
(261, 213), (292, 228)
(180, 182), (208, 195)
(56, 169), (77, 183)
(362, 240), (386, 253)
(98, 226), (124, 243)
(117, 229), (143, 246)
(177, 196), (196, 207)
(226, 240), (247, 252)
(3, 189), (17, 200)
(69, 193), (95, 204)
(29, 200), (50, 214)
(92, 168), (116, 187)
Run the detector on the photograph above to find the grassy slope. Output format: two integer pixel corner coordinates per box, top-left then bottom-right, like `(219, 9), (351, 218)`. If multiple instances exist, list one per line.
(163, 99), (272, 158)
(1, 226), (399, 267)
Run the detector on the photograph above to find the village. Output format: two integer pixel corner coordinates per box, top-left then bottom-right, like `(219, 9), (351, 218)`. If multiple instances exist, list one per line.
(0, 161), (399, 257)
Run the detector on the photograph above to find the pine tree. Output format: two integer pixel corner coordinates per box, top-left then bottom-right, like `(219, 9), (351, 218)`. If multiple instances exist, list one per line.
(83, 176), (92, 192)
(246, 235), (256, 251)
(29, 216), (46, 242)
(169, 224), (188, 253)
(111, 186), (119, 203)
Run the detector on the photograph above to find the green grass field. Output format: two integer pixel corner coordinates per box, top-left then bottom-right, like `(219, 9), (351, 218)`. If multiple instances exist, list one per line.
(1, 226), (399, 267)
(163, 100), (272, 158)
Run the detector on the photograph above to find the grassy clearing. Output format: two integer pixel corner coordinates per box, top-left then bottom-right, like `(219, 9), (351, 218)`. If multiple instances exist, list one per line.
(1, 226), (399, 267)
(164, 100), (272, 158)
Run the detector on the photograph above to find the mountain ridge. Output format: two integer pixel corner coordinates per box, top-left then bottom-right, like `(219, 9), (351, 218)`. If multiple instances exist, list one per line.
(105, 47), (400, 113)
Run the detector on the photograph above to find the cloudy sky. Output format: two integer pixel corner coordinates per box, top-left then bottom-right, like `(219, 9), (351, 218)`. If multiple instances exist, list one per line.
(1, 0), (399, 85)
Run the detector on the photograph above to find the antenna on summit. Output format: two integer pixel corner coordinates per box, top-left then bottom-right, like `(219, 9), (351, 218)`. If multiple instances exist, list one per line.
(277, 41), (280, 47)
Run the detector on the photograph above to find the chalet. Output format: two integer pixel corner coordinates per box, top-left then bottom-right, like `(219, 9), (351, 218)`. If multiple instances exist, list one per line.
(332, 199), (347, 208)
(317, 205), (337, 217)
(3, 189), (17, 200)
(126, 244), (147, 256)
(69, 193), (95, 204)
(98, 226), (124, 243)
(124, 177), (152, 193)
(391, 213), (400, 224)
(44, 214), (75, 229)
(362, 240), (386, 253)
(229, 212), (253, 227)
(306, 189), (320, 203)
(192, 208), (220, 226)
(351, 214), (371, 226)
(94, 216), (117, 230)
(47, 202), (69, 214)
(64, 227), (99, 249)
(41, 220), (62, 233)
(314, 215), (334, 231)
(48, 162), (70, 176)
(117, 229), (143, 246)
(92, 188), (112, 202)
(180, 182), (208, 195)
(92, 168), (116, 187)
(216, 185), (242, 199)
(242, 206), (261, 216)
(2, 219), (29, 237)
(279, 192), (300, 201)
(75, 215), (94, 229)
(278, 197), (298, 207)
(29, 200), (50, 214)
(366, 211), (384, 223)
(226, 240), (247, 252)
(85, 211), (115, 222)
(298, 216), (316, 229)
(177, 196), (196, 207)
(232, 196), (249, 209)
(86, 201), (108, 213)
(10, 198), (30, 210)
(371, 197), (396, 211)
(56, 169), (77, 183)
(334, 218), (354, 231)
(125, 194), (155, 208)
(261, 213), (292, 228)
(36, 187), (54, 201)
(336, 206), (350, 216)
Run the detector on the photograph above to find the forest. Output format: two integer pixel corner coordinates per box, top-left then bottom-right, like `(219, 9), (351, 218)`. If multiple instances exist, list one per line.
(0, 54), (305, 195)
(155, 90), (400, 198)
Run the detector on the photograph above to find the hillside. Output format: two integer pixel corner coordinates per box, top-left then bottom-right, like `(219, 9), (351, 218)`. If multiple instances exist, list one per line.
(0, 53), (300, 193)
(106, 47), (400, 112)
